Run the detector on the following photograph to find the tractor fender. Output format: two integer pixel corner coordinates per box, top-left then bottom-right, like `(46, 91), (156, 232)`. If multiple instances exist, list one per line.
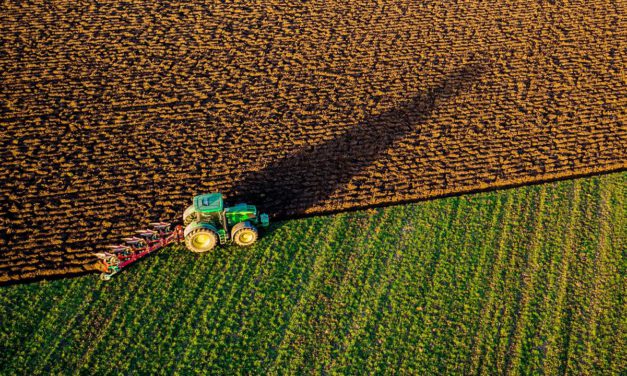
(182, 205), (196, 225)
(184, 222), (219, 238)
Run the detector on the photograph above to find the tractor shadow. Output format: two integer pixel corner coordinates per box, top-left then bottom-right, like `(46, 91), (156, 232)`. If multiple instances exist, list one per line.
(230, 61), (488, 219)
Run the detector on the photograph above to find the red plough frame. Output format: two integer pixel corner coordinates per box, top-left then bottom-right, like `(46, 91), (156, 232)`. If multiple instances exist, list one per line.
(94, 223), (183, 280)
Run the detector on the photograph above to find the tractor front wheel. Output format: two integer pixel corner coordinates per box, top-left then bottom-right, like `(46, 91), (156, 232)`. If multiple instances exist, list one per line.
(232, 222), (258, 247)
(185, 228), (218, 253)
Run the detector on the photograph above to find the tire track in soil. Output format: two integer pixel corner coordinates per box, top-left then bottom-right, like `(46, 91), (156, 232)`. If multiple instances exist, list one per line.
(335, 207), (410, 372)
(17, 278), (84, 371)
(182, 218), (327, 371)
(488, 188), (541, 372)
(559, 177), (604, 375)
(468, 191), (517, 374)
(311, 208), (398, 372)
(514, 182), (571, 374)
(503, 186), (547, 374)
(267, 213), (365, 371)
(542, 180), (582, 374)
(33, 281), (103, 374)
(269, 213), (377, 373)
(0, 279), (75, 370)
(377, 199), (459, 372)
(581, 178), (611, 374)
(399, 197), (468, 372)
(453, 193), (505, 374)
(580, 178), (611, 372)
(300, 215), (389, 372)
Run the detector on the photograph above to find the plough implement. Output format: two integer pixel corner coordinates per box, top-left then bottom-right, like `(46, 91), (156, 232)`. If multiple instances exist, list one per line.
(94, 192), (269, 281)
(95, 223), (183, 280)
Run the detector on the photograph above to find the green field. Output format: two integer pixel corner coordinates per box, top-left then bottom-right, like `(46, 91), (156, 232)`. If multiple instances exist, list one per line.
(1, 172), (624, 375)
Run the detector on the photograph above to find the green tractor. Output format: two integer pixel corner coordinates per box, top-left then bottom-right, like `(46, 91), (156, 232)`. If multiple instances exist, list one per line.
(182, 193), (270, 252)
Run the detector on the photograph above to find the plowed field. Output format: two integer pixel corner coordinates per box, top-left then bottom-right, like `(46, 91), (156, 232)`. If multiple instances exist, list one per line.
(1, 1), (625, 282)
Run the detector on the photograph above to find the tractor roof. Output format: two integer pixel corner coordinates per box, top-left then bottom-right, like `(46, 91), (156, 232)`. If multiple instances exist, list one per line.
(193, 193), (223, 213)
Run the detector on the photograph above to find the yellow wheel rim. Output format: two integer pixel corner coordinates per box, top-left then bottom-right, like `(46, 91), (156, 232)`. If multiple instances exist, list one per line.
(192, 233), (213, 250)
(237, 230), (256, 245)
(240, 232), (253, 243)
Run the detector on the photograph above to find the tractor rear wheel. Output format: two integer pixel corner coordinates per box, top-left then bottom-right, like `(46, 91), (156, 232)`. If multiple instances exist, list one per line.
(232, 222), (258, 247)
(185, 228), (218, 253)
(183, 205), (196, 226)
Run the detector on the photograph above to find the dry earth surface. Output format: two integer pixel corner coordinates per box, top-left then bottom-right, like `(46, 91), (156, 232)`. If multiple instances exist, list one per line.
(1, 1), (625, 282)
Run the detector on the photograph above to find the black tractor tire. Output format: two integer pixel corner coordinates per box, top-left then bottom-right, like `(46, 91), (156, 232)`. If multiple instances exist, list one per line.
(183, 205), (196, 226)
(185, 227), (218, 253)
(232, 221), (258, 247)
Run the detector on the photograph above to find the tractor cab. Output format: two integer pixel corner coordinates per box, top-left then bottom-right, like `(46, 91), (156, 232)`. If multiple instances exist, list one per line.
(193, 193), (226, 226)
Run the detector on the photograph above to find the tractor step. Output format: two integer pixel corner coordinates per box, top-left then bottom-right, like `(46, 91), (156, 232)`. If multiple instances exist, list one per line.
(217, 229), (228, 244)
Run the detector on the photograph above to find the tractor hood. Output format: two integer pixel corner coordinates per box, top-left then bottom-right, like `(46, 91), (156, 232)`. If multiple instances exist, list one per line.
(225, 203), (257, 225)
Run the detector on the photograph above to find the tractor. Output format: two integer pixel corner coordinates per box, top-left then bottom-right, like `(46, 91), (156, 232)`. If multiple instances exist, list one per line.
(95, 192), (269, 280)
(182, 192), (270, 252)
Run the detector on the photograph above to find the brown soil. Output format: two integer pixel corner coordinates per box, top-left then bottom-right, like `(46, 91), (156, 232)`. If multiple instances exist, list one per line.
(1, 1), (625, 283)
